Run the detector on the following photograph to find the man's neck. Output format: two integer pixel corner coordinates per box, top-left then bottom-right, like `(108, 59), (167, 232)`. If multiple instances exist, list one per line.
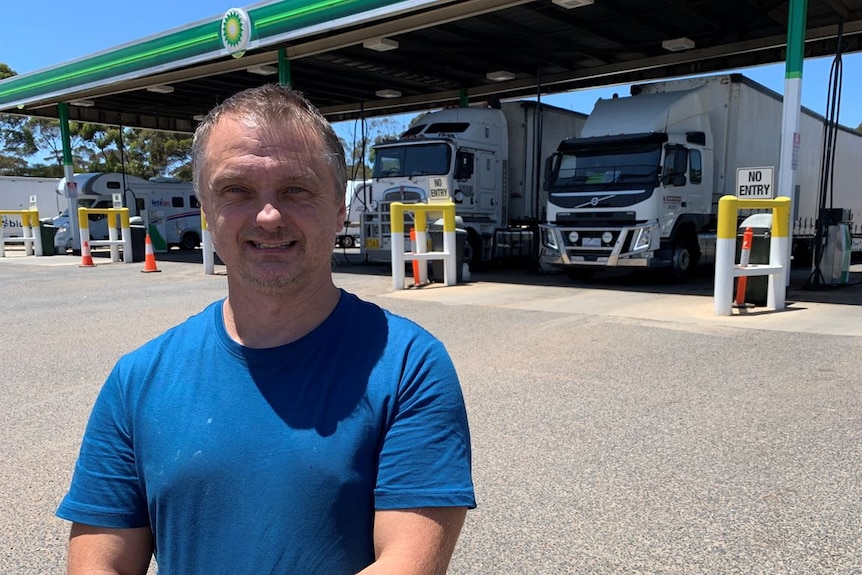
(222, 283), (341, 348)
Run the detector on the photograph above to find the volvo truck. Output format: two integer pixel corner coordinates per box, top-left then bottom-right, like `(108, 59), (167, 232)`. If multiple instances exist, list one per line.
(539, 73), (862, 279)
(360, 100), (588, 267)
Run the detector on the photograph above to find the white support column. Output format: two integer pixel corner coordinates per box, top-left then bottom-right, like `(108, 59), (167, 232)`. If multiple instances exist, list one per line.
(767, 235), (789, 310)
(108, 226), (120, 262)
(32, 220), (44, 257)
(414, 229), (429, 284)
(714, 236), (736, 316)
(443, 230), (457, 287)
(391, 231), (406, 290)
(202, 229), (215, 274)
(23, 221), (34, 256)
(121, 227), (133, 263)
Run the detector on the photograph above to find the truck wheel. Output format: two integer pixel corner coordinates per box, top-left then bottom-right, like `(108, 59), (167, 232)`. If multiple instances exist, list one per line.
(341, 235), (355, 249)
(464, 230), (482, 271)
(180, 232), (200, 251)
(670, 236), (699, 281)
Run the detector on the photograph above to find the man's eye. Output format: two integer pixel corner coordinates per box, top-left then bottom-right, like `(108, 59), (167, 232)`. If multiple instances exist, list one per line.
(285, 187), (306, 194)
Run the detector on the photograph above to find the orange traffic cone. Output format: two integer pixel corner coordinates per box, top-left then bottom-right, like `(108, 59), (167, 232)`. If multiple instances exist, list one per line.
(141, 234), (161, 273)
(410, 227), (421, 285)
(79, 240), (95, 268)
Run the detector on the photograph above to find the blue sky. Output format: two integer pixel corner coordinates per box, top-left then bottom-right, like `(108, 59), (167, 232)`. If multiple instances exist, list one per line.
(4, 0), (861, 138)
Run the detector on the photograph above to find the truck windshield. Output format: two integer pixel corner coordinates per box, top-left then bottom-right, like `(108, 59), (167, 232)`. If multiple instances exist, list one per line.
(372, 143), (451, 178)
(552, 144), (661, 188)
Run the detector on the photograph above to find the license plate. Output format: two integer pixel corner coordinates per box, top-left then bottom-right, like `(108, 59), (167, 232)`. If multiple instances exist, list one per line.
(365, 238), (380, 249)
(582, 237), (601, 247)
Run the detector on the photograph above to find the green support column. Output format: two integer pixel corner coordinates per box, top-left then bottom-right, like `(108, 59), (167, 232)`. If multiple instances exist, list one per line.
(58, 102), (80, 249)
(278, 47), (291, 87)
(777, 0), (807, 284)
(777, 0), (807, 201)
(459, 89), (468, 108)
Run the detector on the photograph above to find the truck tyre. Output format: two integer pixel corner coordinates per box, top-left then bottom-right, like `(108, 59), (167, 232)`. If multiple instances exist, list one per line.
(180, 232), (200, 251)
(670, 235), (699, 281)
(341, 235), (355, 249)
(464, 229), (483, 272)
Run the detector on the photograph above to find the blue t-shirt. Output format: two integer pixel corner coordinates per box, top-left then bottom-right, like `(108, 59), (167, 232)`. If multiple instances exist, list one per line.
(57, 290), (475, 574)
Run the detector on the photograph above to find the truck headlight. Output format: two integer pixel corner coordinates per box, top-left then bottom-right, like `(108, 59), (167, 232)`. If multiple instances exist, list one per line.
(633, 227), (651, 250)
(542, 227), (558, 250)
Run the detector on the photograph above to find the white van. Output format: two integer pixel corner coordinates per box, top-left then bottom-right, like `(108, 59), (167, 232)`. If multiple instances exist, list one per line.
(54, 173), (201, 253)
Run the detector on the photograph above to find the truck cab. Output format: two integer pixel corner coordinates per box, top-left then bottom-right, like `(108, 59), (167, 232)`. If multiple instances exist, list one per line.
(540, 87), (715, 279)
(360, 106), (508, 265)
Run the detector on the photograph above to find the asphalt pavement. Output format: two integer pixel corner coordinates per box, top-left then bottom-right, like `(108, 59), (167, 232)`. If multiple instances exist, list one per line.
(2, 249), (861, 574)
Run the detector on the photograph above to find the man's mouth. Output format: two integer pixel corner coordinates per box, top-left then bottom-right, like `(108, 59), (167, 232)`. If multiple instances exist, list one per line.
(251, 241), (297, 249)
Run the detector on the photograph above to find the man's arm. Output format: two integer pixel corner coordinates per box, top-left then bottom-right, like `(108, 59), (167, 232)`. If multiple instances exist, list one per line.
(357, 507), (468, 575)
(67, 523), (154, 575)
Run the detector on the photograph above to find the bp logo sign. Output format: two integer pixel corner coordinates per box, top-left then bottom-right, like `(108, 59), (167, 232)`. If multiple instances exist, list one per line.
(221, 8), (251, 58)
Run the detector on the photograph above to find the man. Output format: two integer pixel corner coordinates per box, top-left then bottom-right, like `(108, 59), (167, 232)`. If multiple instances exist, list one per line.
(57, 84), (475, 574)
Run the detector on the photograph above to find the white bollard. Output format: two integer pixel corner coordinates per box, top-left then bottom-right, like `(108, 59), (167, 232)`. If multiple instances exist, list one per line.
(392, 231), (406, 290)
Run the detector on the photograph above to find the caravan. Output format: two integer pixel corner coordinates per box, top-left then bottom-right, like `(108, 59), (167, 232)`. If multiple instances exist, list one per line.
(54, 173), (201, 253)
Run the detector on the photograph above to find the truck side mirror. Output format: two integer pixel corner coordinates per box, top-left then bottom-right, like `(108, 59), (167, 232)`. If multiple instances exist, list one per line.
(454, 151), (474, 180)
(543, 155), (555, 190)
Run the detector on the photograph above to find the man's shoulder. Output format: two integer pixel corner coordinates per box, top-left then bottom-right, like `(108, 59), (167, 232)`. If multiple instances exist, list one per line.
(120, 300), (222, 364)
(337, 291), (436, 342)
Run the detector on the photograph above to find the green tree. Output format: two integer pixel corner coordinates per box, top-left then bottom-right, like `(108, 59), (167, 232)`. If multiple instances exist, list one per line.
(119, 129), (192, 179)
(337, 115), (410, 180)
(0, 63), (34, 175)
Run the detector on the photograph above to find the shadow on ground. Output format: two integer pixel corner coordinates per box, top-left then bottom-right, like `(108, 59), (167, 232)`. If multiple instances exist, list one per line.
(95, 247), (862, 307)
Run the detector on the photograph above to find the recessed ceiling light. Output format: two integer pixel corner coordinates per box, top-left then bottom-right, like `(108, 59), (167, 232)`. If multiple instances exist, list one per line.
(246, 64), (278, 76)
(363, 37), (399, 51)
(193, 114), (207, 122)
(552, 0), (594, 8)
(486, 70), (516, 82)
(662, 37), (695, 52)
(146, 85), (174, 94)
(375, 89), (402, 98)
(70, 99), (95, 107)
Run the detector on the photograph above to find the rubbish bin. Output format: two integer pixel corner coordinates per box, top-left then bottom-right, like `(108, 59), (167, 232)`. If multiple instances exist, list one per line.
(39, 225), (57, 256)
(737, 213), (772, 305)
(429, 224), (467, 283)
(130, 226), (147, 262)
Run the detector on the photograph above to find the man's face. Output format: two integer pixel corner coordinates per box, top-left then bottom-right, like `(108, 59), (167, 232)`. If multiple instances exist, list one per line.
(198, 114), (345, 296)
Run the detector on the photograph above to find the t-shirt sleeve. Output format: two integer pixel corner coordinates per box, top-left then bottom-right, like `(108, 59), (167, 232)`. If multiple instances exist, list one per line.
(56, 365), (150, 528)
(374, 335), (476, 510)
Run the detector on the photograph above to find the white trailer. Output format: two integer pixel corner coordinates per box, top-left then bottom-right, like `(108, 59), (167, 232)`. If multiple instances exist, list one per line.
(360, 100), (588, 267)
(539, 73), (862, 279)
(0, 176), (64, 237)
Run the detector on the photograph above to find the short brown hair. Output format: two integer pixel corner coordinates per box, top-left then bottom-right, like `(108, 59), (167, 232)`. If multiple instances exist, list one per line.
(192, 84), (346, 203)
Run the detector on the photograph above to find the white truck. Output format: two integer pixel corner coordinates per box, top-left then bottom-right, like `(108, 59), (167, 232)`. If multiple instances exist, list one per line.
(0, 176), (65, 237)
(336, 179), (371, 249)
(54, 173), (201, 253)
(359, 101), (588, 267)
(539, 73), (862, 279)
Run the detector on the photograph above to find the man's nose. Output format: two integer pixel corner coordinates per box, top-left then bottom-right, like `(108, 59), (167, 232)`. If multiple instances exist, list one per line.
(256, 203), (284, 227)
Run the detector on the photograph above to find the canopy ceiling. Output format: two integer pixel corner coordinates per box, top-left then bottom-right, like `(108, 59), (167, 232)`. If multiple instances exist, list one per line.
(1, 0), (860, 132)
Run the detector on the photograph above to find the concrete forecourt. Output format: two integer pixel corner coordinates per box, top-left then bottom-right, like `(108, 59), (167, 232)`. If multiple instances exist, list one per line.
(2, 252), (861, 574)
